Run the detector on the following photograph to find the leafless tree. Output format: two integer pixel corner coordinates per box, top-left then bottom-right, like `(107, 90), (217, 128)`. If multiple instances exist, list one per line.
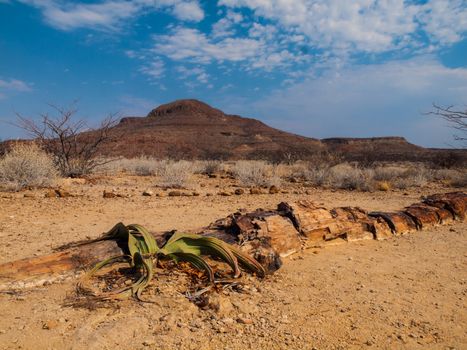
(429, 104), (467, 147)
(16, 103), (119, 176)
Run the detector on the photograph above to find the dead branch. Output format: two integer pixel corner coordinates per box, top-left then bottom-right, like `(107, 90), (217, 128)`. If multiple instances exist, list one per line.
(15, 103), (119, 176)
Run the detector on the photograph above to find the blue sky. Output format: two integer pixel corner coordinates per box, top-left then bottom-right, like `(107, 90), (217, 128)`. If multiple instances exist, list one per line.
(0, 0), (466, 147)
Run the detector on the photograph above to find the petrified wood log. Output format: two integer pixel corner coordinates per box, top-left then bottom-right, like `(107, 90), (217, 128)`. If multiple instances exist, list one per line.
(1, 192), (465, 290)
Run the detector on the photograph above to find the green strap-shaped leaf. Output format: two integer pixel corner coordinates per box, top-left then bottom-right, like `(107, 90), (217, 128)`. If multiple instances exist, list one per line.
(128, 224), (159, 255)
(161, 233), (262, 278)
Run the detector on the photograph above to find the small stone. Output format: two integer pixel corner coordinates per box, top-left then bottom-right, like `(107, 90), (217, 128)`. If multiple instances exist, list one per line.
(44, 190), (57, 198)
(269, 185), (280, 194)
(103, 190), (116, 198)
(218, 191), (232, 196)
(142, 340), (156, 346)
(156, 192), (167, 197)
(250, 188), (262, 195)
(168, 190), (181, 197)
(234, 188), (245, 195)
(237, 317), (253, 325)
(23, 193), (35, 198)
(56, 189), (72, 198)
(42, 320), (59, 330)
(192, 191), (200, 196)
(142, 190), (153, 196)
(208, 174), (218, 178)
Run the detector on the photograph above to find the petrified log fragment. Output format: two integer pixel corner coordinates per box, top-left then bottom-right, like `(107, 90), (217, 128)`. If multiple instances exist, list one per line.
(331, 207), (369, 221)
(423, 192), (467, 220)
(226, 210), (301, 271)
(278, 201), (333, 242)
(251, 215), (302, 257)
(404, 204), (441, 229)
(372, 218), (394, 240)
(430, 206), (455, 224)
(280, 202), (378, 243)
(0, 240), (123, 289)
(369, 212), (418, 235)
(330, 207), (393, 241)
(205, 210), (293, 273)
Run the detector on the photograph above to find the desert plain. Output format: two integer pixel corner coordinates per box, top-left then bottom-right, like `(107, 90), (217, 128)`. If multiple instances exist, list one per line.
(0, 172), (465, 350)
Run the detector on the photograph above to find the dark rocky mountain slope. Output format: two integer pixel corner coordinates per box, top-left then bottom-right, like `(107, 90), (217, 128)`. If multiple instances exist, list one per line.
(102, 99), (325, 160)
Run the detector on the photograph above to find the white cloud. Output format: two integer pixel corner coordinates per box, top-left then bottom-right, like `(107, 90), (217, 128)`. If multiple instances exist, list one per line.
(153, 27), (263, 63)
(417, 1), (467, 45)
(229, 57), (467, 147)
(18, 0), (205, 31)
(212, 10), (243, 38)
(0, 78), (32, 91)
(174, 65), (211, 87)
(139, 58), (165, 80)
(151, 25), (308, 71)
(220, 0), (467, 54)
(172, 1), (204, 21)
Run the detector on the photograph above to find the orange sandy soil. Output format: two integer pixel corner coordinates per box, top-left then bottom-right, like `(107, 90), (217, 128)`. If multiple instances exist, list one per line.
(0, 175), (466, 350)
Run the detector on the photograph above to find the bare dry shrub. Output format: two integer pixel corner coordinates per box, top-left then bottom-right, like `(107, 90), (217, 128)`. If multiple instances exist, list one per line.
(125, 158), (168, 176)
(158, 161), (195, 188)
(432, 168), (461, 181)
(328, 164), (374, 191)
(95, 157), (165, 176)
(450, 172), (467, 187)
(431, 168), (467, 187)
(195, 160), (224, 175)
(391, 166), (431, 189)
(282, 162), (309, 180)
(0, 143), (58, 191)
(373, 166), (407, 181)
(232, 160), (281, 187)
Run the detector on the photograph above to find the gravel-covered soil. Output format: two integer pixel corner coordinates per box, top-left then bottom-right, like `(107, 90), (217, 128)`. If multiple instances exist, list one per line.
(0, 175), (465, 349)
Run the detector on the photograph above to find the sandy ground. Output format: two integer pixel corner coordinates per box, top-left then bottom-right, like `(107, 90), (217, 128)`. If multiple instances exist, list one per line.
(0, 175), (466, 349)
